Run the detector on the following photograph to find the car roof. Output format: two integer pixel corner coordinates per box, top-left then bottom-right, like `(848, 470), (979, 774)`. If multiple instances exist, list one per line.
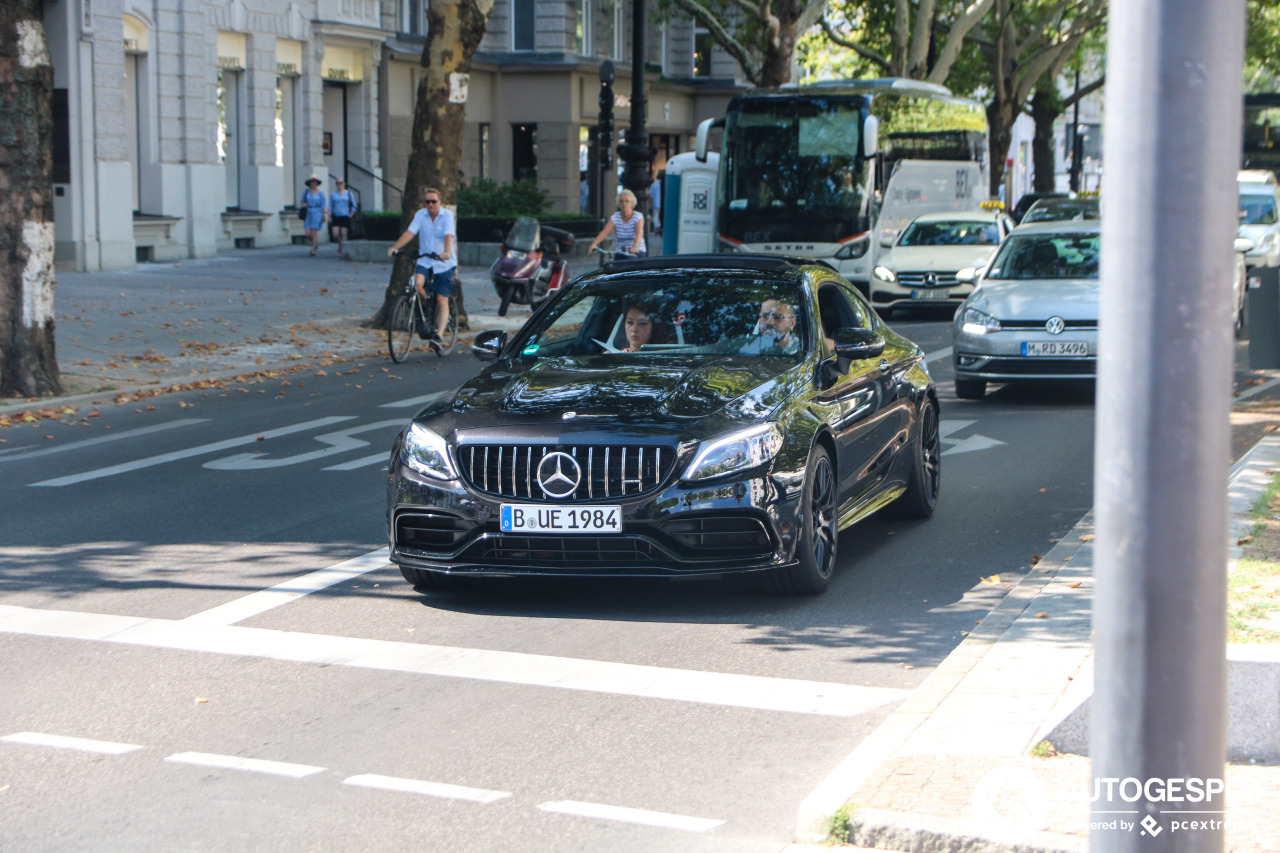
(1239, 169), (1277, 185)
(908, 210), (1004, 224)
(1027, 196), (1098, 209)
(1010, 220), (1101, 235)
(599, 253), (835, 275)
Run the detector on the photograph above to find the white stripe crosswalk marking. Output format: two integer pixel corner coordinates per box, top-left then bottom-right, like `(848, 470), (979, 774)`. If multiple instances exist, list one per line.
(344, 774), (510, 803)
(379, 391), (445, 409)
(1, 732), (144, 755)
(180, 549), (389, 626)
(537, 800), (724, 832)
(29, 416), (355, 486)
(164, 752), (325, 778)
(0, 604), (908, 717)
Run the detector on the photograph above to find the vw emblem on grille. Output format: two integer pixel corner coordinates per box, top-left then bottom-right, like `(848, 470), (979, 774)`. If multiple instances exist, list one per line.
(1045, 316), (1066, 335)
(924, 272), (938, 287)
(536, 452), (581, 498)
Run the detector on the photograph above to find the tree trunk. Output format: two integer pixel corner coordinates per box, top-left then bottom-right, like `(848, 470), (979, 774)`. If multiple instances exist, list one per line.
(757, 25), (795, 88)
(0, 1), (61, 398)
(370, 0), (493, 331)
(1029, 87), (1061, 192)
(986, 99), (1017, 200)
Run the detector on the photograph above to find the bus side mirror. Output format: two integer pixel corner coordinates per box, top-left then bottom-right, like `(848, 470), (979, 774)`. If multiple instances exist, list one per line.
(863, 115), (879, 159)
(695, 118), (723, 162)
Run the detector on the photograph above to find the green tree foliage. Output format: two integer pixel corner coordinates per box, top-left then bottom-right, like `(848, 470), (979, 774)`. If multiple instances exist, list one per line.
(658, 0), (828, 87)
(457, 179), (551, 217)
(1247, 0), (1280, 90)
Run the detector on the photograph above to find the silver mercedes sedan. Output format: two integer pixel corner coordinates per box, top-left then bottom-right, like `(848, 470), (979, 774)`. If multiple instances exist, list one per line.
(950, 221), (1100, 399)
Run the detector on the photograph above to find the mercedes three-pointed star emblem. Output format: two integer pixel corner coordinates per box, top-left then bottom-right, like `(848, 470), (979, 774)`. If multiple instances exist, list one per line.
(536, 451), (582, 499)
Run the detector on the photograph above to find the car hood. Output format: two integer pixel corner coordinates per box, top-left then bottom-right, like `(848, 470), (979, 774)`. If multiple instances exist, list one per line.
(440, 355), (797, 426)
(882, 245), (997, 272)
(967, 278), (1100, 320)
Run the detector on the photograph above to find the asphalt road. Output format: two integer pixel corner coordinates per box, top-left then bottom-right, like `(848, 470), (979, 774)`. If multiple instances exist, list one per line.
(0, 312), (1096, 852)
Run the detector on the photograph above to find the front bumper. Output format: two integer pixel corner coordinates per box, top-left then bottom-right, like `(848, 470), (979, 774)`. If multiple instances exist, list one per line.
(952, 326), (1098, 381)
(870, 275), (973, 308)
(388, 464), (804, 579)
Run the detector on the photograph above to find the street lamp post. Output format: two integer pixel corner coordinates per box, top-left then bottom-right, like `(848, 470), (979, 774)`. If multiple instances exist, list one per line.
(617, 0), (654, 215)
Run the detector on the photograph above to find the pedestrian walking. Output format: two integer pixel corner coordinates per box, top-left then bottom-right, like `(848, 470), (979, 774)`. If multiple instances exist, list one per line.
(300, 175), (328, 256)
(328, 178), (357, 257)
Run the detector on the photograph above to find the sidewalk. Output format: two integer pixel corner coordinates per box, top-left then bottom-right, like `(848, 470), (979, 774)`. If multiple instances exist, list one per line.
(790, 375), (1280, 851)
(2, 244), (535, 414)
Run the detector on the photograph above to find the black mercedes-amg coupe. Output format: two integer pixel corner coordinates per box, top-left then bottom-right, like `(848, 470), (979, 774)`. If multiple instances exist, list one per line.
(387, 254), (940, 595)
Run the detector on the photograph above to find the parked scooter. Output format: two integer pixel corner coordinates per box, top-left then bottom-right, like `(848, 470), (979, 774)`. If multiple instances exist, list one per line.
(490, 216), (575, 316)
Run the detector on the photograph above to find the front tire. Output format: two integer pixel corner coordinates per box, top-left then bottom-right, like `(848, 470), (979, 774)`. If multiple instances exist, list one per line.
(884, 402), (941, 519)
(387, 297), (414, 363)
(768, 444), (837, 595)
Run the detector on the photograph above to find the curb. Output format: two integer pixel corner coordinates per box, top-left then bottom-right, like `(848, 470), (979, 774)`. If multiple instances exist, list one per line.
(848, 808), (1086, 853)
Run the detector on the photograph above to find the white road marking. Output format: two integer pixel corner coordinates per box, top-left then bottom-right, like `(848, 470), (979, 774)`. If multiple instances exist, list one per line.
(344, 774), (510, 803)
(939, 418), (1006, 456)
(923, 346), (952, 364)
(203, 420), (403, 470)
(1, 731), (143, 755)
(164, 752), (325, 778)
(0, 419), (208, 463)
(379, 391), (445, 409)
(29, 416), (355, 486)
(0, 604), (907, 717)
(537, 800), (724, 832)
(180, 549), (390, 626)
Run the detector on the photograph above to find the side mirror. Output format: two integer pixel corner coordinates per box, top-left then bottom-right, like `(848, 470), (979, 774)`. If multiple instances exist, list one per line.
(862, 115), (879, 159)
(954, 267), (978, 285)
(472, 329), (507, 362)
(832, 327), (885, 372)
(695, 117), (722, 162)
(879, 233), (896, 249)
(1235, 237), (1255, 254)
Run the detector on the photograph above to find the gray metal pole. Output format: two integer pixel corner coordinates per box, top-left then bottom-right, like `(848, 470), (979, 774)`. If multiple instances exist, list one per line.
(1092, 0), (1245, 850)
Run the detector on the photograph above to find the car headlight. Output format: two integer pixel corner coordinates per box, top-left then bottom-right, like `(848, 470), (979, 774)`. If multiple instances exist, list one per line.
(401, 422), (458, 480)
(960, 307), (1001, 335)
(834, 235), (871, 260)
(873, 265), (897, 283)
(682, 423), (783, 482)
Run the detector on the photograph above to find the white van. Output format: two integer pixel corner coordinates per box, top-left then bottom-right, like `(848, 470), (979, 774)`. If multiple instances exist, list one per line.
(1238, 169), (1280, 268)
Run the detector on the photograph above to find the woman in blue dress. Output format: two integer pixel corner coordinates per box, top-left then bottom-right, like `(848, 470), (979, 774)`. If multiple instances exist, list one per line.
(328, 177), (357, 257)
(300, 175), (328, 256)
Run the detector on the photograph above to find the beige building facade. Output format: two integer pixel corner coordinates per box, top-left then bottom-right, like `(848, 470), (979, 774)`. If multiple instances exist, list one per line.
(44, 0), (744, 271)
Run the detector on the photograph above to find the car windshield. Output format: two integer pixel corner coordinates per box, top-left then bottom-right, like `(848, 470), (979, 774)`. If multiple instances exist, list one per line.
(985, 233), (1100, 280)
(1022, 200), (1099, 223)
(898, 220), (1000, 246)
(516, 275), (811, 358)
(1240, 193), (1279, 225)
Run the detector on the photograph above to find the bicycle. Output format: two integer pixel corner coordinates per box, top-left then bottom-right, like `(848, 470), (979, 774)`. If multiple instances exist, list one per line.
(387, 250), (459, 362)
(591, 245), (639, 267)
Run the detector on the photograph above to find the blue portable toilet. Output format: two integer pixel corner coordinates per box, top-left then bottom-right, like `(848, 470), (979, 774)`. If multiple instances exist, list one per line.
(663, 152), (720, 255)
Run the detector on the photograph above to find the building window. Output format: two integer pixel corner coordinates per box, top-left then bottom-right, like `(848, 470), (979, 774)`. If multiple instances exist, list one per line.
(513, 0), (535, 51)
(575, 0), (592, 55)
(694, 28), (714, 77)
(513, 123), (537, 182)
(401, 0), (426, 35)
(479, 123), (490, 180)
(613, 1), (624, 60)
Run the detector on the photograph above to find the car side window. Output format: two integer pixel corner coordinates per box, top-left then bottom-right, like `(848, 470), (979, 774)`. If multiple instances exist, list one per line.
(817, 283), (867, 340)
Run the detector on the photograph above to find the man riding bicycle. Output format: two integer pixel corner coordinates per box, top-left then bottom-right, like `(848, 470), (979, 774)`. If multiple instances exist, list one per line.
(388, 187), (457, 341)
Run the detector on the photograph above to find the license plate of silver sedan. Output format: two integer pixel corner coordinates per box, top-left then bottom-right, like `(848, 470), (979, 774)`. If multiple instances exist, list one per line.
(387, 254), (942, 596)
(1022, 341), (1087, 356)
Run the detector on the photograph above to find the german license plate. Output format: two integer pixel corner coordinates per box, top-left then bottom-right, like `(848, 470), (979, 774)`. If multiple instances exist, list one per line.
(910, 288), (951, 300)
(1022, 341), (1088, 356)
(500, 504), (622, 534)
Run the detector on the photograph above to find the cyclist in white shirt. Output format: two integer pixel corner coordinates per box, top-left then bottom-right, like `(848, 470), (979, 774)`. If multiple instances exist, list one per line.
(588, 189), (646, 259)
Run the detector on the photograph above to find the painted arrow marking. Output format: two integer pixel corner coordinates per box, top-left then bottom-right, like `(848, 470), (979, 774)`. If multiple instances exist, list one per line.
(939, 419), (1006, 456)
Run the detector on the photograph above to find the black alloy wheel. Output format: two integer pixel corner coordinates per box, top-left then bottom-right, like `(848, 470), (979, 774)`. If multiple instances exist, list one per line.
(885, 402), (941, 519)
(388, 297), (414, 363)
(770, 444), (837, 595)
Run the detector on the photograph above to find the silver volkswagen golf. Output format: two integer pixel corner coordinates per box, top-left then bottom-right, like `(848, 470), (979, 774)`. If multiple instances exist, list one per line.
(950, 221), (1101, 399)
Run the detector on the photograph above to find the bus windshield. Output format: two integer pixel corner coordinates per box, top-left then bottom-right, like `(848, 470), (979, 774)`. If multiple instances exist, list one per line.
(719, 96), (869, 244)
